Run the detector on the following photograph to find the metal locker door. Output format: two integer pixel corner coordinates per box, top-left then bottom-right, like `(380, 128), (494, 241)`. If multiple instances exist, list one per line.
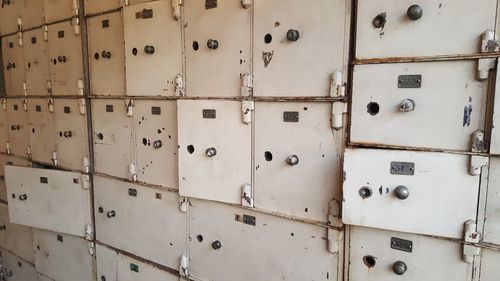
(54, 98), (89, 171)
(96, 245), (179, 281)
(183, 0), (251, 97)
(94, 175), (186, 270)
(0, 156), (28, 202)
(348, 226), (473, 281)
(23, 28), (49, 96)
(0, 0), (22, 35)
(92, 99), (134, 180)
(43, 0), (76, 23)
(1, 250), (38, 281)
(254, 102), (342, 222)
(0, 107), (7, 154)
(123, 1), (182, 96)
(84, 0), (121, 15)
(21, 0), (44, 30)
(133, 100), (178, 188)
(479, 249), (500, 281)
(187, 199), (340, 281)
(34, 229), (95, 281)
(0, 203), (34, 264)
(2, 36), (25, 97)
(483, 157), (500, 245)
(253, 0), (349, 97)
(47, 21), (84, 96)
(343, 148), (481, 239)
(88, 12), (126, 96)
(355, 0), (498, 59)
(5, 166), (92, 237)
(6, 98), (29, 158)
(350, 61), (487, 152)
(178, 100), (251, 204)
(28, 98), (56, 164)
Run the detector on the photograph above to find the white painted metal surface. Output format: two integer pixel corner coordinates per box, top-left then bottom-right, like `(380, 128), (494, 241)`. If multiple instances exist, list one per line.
(479, 249), (500, 281)
(28, 98), (56, 164)
(1, 250), (38, 281)
(6, 98), (29, 158)
(0, 0), (22, 35)
(2, 35), (25, 97)
(0, 203), (34, 264)
(483, 157), (500, 245)
(84, 0), (122, 15)
(21, 0), (44, 30)
(43, 0), (75, 23)
(0, 155), (28, 202)
(23, 28), (50, 96)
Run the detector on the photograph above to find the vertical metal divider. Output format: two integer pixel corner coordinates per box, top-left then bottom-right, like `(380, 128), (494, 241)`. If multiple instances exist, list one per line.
(0, 36), (5, 98)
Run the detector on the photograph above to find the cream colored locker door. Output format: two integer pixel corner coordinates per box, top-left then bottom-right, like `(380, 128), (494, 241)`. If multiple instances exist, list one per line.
(0, 203), (34, 264)
(178, 100), (251, 204)
(88, 12), (126, 96)
(84, 0), (121, 15)
(2, 36), (25, 96)
(188, 199), (340, 281)
(94, 176), (186, 269)
(0, 156), (28, 202)
(183, 0), (251, 97)
(5, 166), (92, 237)
(0, 107), (7, 154)
(21, 0), (43, 30)
(343, 148), (480, 239)
(6, 99), (29, 158)
(0, 0), (22, 35)
(1, 250), (38, 281)
(34, 230), (95, 281)
(54, 99), (89, 171)
(348, 226), (473, 281)
(43, 0), (76, 23)
(356, 0), (497, 59)
(253, 0), (348, 97)
(28, 99), (55, 164)
(96, 245), (179, 281)
(133, 100), (178, 188)
(123, 1), (182, 97)
(92, 99), (133, 180)
(254, 102), (341, 222)
(47, 21), (83, 96)
(483, 158), (500, 245)
(350, 61), (487, 151)
(480, 249), (500, 281)
(23, 28), (49, 96)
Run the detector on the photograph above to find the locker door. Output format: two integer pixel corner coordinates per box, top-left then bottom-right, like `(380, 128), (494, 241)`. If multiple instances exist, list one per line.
(483, 158), (500, 245)
(0, 203), (34, 264)
(0, 156), (28, 202)
(0, 0), (22, 35)
(21, 0), (44, 30)
(0, 107), (7, 154)
(2, 36), (25, 97)
(23, 28), (50, 96)
(28, 98), (56, 164)
(1, 250), (38, 281)
(43, 0), (75, 23)
(480, 249), (500, 281)
(84, 0), (121, 15)
(6, 98), (29, 158)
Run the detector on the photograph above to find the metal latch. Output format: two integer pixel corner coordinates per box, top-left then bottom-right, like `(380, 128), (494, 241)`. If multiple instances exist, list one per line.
(171, 0), (182, 20)
(242, 101), (254, 124)
(129, 162), (138, 181)
(478, 30), (499, 81)
(469, 130), (488, 176)
(179, 254), (189, 277)
(52, 151), (58, 166)
(23, 82), (27, 96)
(87, 241), (95, 255)
(330, 69), (345, 97)
(17, 29), (22, 47)
(27, 145), (32, 160)
(84, 224), (93, 241)
(125, 99), (134, 117)
(328, 200), (343, 228)
(5, 142), (10, 155)
(81, 173), (90, 190)
(1, 99), (6, 111)
(463, 220), (480, 263)
(22, 98), (28, 111)
(43, 25), (48, 41)
(178, 197), (188, 213)
(72, 0), (80, 35)
(332, 102), (347, 130)
(327, 228), (342, 254)
(175, 74), (185, 96)
(17, 17), (22, 31)
(241, 183), (253, 207)
(241, 0), (251, 8)
(241, 73), (253, 97)
(82, 156), (90, 173)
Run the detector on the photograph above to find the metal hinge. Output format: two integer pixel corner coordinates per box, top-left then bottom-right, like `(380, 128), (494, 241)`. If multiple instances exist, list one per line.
(22, 98), (28, 111)
(27, 145), (32, 160)
(179, 254), (189, 277)
(241, 0), (251, 8)
(123, 0), (129, 6)
(129, 162), (138, 181)
(72, 0), (80, 35)
(241, 73), (253, 97)
(78, 98), (86, 115)
(77, 79), (84, 96)
(175, 74), (185, 96)
(43, 25), (48, 41)
(52, 151), (58, 166)
(470, 130), (489, 176)
(87, 241), (95, 256)
(241, 183), (253, 207)
(22, 82), (27, 96)
(47, 80), (52, 94)
(5, 143), (10, 155)
(171, 0), (182, 20)
(478, 30), (499, 81)
(81, 173), (90, 190)
(331, 102), (347, 130)
(1, 99), (6, 111)
(125, 99), (134, 117)
(463, 220), (480, 263)
(330, 69), (345, 97)
(48, 98), (54, 113)
(84, 224), (93, 241)
(327, 228), (342, 254)
(17, 30), (22, 47)
(82, 156), (90, 173)
(241, 101), (254, 124)
(178, 197), (188, 213)
(328, 200), (343, 228)
(17, 17), (22, 31)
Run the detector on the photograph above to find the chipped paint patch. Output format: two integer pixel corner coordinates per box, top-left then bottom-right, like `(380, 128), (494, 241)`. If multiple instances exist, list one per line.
(262, 51), (274, 67)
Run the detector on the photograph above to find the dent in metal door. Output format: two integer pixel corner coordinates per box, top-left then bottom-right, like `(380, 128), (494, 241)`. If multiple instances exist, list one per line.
(482, 157), (500, 245)
(350, 61), (487, 151)
(2, 35), (25, 96)
(188, 199), (339, 281)
(6, 98), (29, 158)
(21, 0), (44, 30)
(253, 0), (348, 97)
(348, 226), (473, 281)
(94, 175), (186, 269)
(183, 0), (251, 97)
(84, 0), (121, 15)
(88, 12), (126, 96)
(28, 98), (56, 164)
(0, 156), (28, 202)
(0, 203), (34, 264)
(355, 0), (498, 59)
(43, 0), (75, 23)
(0, 0), (22, 35)
(5, 166), (92, 237)
(54, 98), (89, 171)
(178, 100), (251, 204)
(1, 250), (38, 281)
(92, 99), (133, 180)
(479, 249), (500, 281)
(96, 244), (179, 281)
(47, 21), (84, 96)
(133, 100), (178, 188)
(124, 1), (182, 96)
(343, 148), (480, 239)
(34, 229), (95, 281)
(23, 28), (50, 96)
(254, 102), (342, 222)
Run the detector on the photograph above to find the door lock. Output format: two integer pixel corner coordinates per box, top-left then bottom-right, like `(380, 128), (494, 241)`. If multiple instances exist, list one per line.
(407, 4), (423, 20)
(211, 240), (222, 250)
(392, 261), (407, 275)
(19, 194), (27, 201)
(106, 210), (116, 218)
(101, 50), (112, 59)
(206, 147), (217, 157)
(286, 155), (299, 166)
(394, 185), (409, 200)
(153, 140), (162, 149)
(399, 99), (415, 112)
(286, 29), (300, 42)
(207, 39), (219, 50)
(57, 56), (67, 63)
(63, 131), (73, 138)
(144, 45), (155, 54)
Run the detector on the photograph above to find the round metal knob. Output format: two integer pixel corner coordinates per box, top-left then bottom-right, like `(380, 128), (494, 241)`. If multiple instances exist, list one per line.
(63, 131), (72, 138)
(286, 155), (299, 166)
(207, 39), (219, 50)
(286, 29), (300, 42)
(57, 56), (67, 63)
(211, 240), (222, 250)
(206, 147), (217, 157)
(399, 99), (416, 112)
(101, 50), (112, 59)
(144, 45), (155, 54)
(394, 185), (409, 200)
(19, 194), (27, 201)
(153, 140), (162, 149)
(407, 4), (423, 20)
(392, 261), (407, 275)
(106, 210), (116, 218)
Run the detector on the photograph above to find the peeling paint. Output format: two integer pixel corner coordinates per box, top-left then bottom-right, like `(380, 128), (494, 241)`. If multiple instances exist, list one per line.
(262, 51), (274, 67)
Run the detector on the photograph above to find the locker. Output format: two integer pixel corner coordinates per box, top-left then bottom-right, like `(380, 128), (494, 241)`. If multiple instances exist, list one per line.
(23, 28), (49, 96)
(254, 102), (342, 222)
(0, 0), (22, 35)
(0, 203), (34, 264)
(183, 0), (251, 97)
(483, 157), (500, 245)
(92, 99), (133, 179)
(21, 0), (44, 30)
(28, 98), (56, 164)
(479, 249), (500, 281)
(343, 148), (480, 239)
(96, 244), (179, 281)
(94, 175), (186, 269)
(88, 12), (126, 96)
(2, 35), (25, 96)
(0, 107), (7, 155)
(0, 155), (28, 202)
(253, 0), (348, 97)
(47, 21), (84, 96)
(133, 100), (178, 188)
(355, 0), (498, 59)
(34, 229), (95, 281)
(43, 0), (76, 23)
(6, 98), (29, 158)
(54, 98), (89, 171)
(123, 1), (182, 96)
(350, 61), (487, 151)
(348, 226), (473, 281)
(84, 0), (121, 15)
(187, 199), (340, 281)
(1, 250), (37, 281)
(178, 100), (251, 204)
(5, 166), (92, 238)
